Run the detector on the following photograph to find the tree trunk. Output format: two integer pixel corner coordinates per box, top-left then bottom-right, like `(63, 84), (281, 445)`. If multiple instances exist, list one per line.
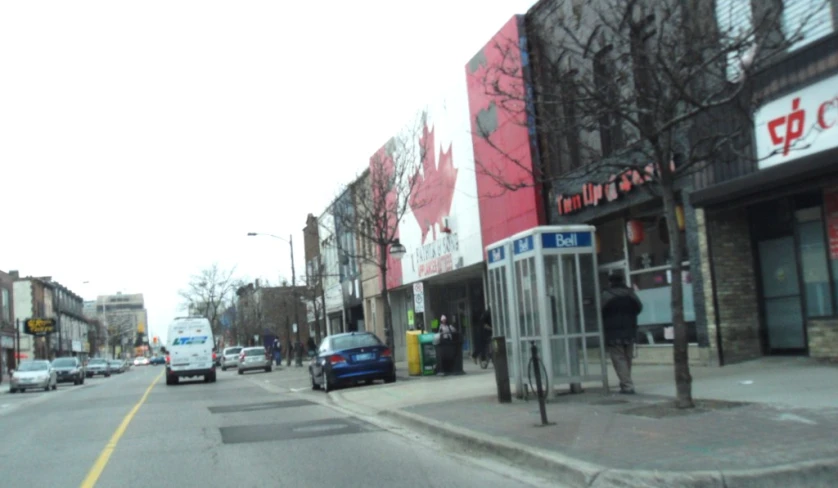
(380, 245), (395, 357)
(661, 180), (694, 408)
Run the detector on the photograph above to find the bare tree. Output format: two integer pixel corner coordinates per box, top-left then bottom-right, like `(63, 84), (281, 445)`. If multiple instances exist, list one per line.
(332, 111), (430, 356)
(180, 264), (241, 337)
(472, 0), (825, 408)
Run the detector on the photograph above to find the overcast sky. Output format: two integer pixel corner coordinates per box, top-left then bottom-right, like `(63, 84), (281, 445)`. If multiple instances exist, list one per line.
(1, 0), (537, 342)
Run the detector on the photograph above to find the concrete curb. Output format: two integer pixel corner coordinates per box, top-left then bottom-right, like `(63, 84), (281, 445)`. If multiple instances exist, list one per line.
(379, 408), (838, 488)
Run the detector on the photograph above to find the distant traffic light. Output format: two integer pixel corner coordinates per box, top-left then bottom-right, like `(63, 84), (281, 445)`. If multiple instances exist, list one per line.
(153, 336), (158, 344)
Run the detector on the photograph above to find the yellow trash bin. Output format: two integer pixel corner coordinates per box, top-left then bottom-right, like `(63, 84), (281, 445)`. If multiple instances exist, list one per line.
(406, 330), (422, 376)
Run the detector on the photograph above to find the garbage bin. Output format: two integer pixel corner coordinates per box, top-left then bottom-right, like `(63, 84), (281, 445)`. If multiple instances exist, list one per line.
(418, 333), (437, 376)
(406, 331), (422, 376)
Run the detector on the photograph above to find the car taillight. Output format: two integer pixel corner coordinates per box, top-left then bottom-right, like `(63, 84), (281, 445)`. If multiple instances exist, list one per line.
(212, 352), (217, 361)
(381, 348), (392, 358)
(328, 354), (345, 365)
(165, 355), (170, 364)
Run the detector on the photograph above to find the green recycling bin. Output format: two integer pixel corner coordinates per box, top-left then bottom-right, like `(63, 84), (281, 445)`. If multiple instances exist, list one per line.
(418, 333), (437, 376)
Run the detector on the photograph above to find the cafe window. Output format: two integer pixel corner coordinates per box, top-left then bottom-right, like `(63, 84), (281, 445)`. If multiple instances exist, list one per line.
(594, 202), (697, 344)
(751, 189), (838, 319)
(625, 206), (696, 344)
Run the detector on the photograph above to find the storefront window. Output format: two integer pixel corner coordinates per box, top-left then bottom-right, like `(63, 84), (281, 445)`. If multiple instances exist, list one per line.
(796, 206), (833, 317)
(626, 209), (696, 344)
(597, 218), (625, 265)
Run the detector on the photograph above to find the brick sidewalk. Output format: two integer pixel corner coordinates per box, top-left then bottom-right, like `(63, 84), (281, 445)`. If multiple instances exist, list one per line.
(399, 388), (838, 473)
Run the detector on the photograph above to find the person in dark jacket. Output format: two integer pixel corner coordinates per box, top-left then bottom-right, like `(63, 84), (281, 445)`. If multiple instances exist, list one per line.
(601, 273), (643, 394)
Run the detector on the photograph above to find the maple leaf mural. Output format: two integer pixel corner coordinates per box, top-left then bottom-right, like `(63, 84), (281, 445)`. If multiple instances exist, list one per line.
(409, 124), (458, 244)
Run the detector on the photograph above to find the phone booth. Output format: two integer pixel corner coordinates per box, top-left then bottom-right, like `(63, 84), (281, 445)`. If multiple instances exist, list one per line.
(486, 238), (521, 394)
(486, 225), (609, 397)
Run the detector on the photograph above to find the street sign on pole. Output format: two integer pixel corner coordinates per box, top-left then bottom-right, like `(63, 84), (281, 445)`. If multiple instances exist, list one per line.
(413, 283), (425, 313)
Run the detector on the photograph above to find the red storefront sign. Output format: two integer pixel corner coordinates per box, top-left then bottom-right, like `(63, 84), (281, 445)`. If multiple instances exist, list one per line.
(556, 163), (657, 216)
(824, 187), (838, 260)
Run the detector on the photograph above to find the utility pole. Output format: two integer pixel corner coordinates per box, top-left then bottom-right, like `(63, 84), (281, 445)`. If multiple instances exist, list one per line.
(290, 234), (303, 366)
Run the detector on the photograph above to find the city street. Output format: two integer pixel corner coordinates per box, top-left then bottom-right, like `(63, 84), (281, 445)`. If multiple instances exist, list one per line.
(0, 364), (558, 488)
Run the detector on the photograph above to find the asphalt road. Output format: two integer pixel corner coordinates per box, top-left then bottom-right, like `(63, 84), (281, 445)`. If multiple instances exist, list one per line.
(0, 364), (560, 488)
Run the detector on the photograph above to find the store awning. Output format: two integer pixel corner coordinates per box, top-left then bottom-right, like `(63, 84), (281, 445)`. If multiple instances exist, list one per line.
(691, 147), (838, 208)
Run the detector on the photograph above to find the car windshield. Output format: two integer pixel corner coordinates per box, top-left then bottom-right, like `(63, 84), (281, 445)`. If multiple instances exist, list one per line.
(331, 334), (382, 351)
(52, 358), (76, 367)
(18, 361), (49, 372)
(110, 362), (121, 366)
(245, 348), (265, 356)
(225, 348), (242, 355)
(89, 359), (107, 365)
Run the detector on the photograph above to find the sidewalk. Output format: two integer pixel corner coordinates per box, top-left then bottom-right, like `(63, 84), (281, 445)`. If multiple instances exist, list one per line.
(331, 357), (838, 487)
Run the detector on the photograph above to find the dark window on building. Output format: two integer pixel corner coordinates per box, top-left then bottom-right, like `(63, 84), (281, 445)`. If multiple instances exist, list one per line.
(593, 45), (623, 157)
(559, 70), (582, 174)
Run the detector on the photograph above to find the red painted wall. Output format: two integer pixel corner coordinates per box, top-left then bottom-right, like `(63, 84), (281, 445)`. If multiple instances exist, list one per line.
(466, 15), (545, 253)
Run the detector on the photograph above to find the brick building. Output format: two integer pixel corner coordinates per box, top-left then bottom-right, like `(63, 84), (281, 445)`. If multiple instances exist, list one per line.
(692, 10), (838, 363)
(1, 270), (16, 379)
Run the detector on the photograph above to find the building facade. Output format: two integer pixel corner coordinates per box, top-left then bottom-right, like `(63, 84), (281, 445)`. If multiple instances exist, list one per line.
(12, 275), (53, 360)
(94, 293), (148, 359)
(691, 6), (838, 363)
(303, 213), (326, 343)
(0, 270), (16, 379)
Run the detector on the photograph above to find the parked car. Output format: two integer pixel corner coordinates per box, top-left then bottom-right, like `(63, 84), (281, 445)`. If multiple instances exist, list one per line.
(133, 356), (150, 366)
(51, 356), (86, 385)
(309, 332), (395, 392)
(86, 358), (112, 378)
(237, 346), (271, 374)
(9, 360), (57, 393)
(220, 346), (243, 371)
(109, 360), (126, 373)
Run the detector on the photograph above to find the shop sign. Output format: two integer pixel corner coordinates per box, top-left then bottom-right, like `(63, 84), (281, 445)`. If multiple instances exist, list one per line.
(413, 283), (425, 313)
(755, 73), (838, 170)
(513, 235), (534, 255)
(556, 163), (657, 216)
(24, 318), (56, 336)
(413, 233), (459, 278)
(824, 187), (838, 259)
(487, 245), (506, 264)
(541, 232), (592, 249)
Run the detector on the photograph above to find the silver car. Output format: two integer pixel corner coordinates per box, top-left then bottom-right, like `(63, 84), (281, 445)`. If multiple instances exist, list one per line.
(220, 346), (243, 371)
(237, 346), (271, 374)
(10, 360), (57, 393)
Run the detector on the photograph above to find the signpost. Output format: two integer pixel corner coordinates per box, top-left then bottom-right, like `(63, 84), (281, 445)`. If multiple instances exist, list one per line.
(24, 318), (57, 336)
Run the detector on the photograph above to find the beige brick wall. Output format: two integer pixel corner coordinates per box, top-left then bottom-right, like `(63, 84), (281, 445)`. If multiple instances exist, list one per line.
(808, 318), (838, 359)
(695, 208), (721, 366)
(706, 207), (763, 363)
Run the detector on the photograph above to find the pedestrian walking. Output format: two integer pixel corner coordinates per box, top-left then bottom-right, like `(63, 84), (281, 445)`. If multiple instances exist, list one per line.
(307, 336), (317, 358)
(601, 272), (643, 394)
(438, 315), (457, 375)
(472, 309), (493, 364)
(272, 337), (282, 366)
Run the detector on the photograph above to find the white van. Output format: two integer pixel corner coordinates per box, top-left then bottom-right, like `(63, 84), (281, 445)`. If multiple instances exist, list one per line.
(164, 317), (216, 385)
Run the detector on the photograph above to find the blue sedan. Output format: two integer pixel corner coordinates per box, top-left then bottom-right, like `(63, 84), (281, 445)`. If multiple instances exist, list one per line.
(309, 332), (396, 392)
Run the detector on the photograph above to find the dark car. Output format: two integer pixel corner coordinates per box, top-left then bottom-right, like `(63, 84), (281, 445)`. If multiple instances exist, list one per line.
(86, 358), (111, 378)
(51, 357), (86, 385)
(149, 355), (166, 365)
(309, 332), (395, 392)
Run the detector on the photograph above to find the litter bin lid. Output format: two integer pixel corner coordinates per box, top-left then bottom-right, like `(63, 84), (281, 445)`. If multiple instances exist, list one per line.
(418, 333), (435, 344)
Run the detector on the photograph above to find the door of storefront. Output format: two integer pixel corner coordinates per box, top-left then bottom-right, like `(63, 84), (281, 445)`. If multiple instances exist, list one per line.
(750, 197), (813, 354)
(756, 236), (807, 352)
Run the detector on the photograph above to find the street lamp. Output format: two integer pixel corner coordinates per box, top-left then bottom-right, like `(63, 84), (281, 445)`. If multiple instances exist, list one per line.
(247, 232), (303, 366)
(389, 239), (406, 260)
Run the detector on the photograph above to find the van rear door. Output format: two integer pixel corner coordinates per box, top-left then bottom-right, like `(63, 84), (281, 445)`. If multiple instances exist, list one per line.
(169, 332), (213, 371)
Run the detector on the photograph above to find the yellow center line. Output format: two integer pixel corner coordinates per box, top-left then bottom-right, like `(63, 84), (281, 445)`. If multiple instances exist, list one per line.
(79, 370), (164, 488)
